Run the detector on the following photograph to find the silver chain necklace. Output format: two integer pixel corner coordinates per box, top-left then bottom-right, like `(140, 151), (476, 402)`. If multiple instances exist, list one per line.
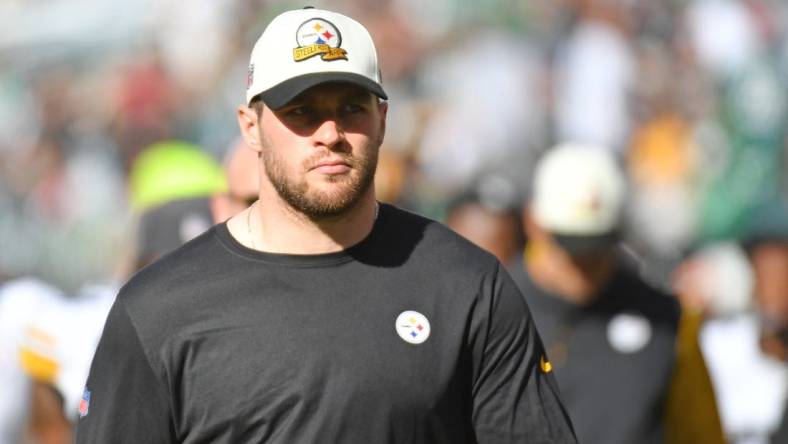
(247, 200), (259, 250)
(246, 201), (379, 251)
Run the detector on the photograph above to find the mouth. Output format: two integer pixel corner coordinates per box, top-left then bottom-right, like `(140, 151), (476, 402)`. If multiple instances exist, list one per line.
(310, 159), (352, 175)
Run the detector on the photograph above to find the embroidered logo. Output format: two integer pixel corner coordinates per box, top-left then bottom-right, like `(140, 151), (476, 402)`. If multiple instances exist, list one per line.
(395, 311), (431, 344)
(293, 18), (347, 62)
(607, 313), (652, 354)
(79, 388), (91, 418)
(540, 355), (553, 373)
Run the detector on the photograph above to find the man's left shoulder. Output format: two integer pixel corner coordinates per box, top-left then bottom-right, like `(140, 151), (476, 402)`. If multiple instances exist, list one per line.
(384, 204), (499, 271)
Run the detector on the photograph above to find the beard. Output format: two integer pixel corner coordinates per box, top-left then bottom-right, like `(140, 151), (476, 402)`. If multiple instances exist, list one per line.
(262, 139), (379, 220)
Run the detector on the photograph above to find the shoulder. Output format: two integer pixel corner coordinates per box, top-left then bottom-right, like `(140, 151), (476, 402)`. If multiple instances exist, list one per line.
(380, 204), (500, 273)
(118, 225), (226, 322)
(125, 225), (221, 286)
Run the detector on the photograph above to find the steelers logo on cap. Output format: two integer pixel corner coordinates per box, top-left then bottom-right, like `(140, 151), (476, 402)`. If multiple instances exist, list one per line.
(293, 18), (348, 62)
(395, 311), (431, 345)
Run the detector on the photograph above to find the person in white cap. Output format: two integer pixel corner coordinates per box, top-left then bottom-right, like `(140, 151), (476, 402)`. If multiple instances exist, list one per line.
(75, 7), (576, 444)
(509, 143), (725, 444)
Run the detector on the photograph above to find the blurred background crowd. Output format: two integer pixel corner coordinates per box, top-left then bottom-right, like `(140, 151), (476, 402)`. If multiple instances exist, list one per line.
(1, 0), (787, 443)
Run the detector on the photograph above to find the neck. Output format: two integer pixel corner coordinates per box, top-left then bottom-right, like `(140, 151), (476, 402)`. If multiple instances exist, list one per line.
(228, 190), (378, 255)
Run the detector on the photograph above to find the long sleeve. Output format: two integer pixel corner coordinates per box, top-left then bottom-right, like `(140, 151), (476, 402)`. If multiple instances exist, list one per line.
(75, 297), (176, 443)
(470, 264), (577, 443)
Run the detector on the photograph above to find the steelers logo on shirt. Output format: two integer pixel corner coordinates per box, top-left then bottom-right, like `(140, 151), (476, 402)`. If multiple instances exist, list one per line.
(293, 18), (348, 62)
(395, 311), (431, 345)
(607, 312), (652, 353)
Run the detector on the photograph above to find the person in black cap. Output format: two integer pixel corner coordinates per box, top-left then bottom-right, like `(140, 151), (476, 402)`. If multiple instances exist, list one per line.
(509, 143), (725, 444)
(76, 7), (576, 444)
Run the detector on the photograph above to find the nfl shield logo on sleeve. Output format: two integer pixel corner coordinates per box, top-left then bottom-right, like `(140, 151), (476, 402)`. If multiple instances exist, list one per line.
(79, 388), (91, 418)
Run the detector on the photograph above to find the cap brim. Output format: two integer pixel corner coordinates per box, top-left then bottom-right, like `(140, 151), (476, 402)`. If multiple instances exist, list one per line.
(257, 72), (388, 109)
(552, 231), (619, 256)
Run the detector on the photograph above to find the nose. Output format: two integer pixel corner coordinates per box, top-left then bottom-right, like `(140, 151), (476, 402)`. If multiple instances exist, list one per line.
(314, 117), (345, 150)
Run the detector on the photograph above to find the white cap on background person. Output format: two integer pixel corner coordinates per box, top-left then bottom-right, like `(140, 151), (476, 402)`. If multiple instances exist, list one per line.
(245, 6), (387, 109)
(531, 143), (626, 254)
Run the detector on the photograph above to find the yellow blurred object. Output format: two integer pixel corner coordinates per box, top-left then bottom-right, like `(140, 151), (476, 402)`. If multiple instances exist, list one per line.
(663, 309), (726, 444)
(629, 115), (693, 186)
(19, 347), (59, 384)
(128, 140), (227, 212)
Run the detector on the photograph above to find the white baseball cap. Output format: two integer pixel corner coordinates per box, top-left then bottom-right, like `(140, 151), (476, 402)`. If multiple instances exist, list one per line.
(245, 7), (387, 109)
(531, 143), (626, 253)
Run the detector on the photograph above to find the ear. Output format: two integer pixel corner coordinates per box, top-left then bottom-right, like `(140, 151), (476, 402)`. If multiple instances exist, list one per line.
(237, 105), (263, 153)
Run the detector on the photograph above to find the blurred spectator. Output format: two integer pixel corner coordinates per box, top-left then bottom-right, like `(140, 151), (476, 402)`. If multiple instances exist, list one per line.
(748, 236), (788, 363)
(672, 242), (754, 319)
(127, 140), (226, 212)
(0, 279), (63, 444)
(210, 138), (259, 224)
(110, 52), (176, 174)
(684, 0), (763, 80)
(627, 112), (700, 270)
(374, 147), (410, 206)
(684, 200), (788, 444)
(132, 198), (215, 272)
(415, 30), (546, 197)
(21, 281), (115, 444)
(509, 144), (724, 444)
(133, 138), (257, 271)
(553, 0), (635, 152)
(445, 175), (524, 264)
(16, 138), (258, 443)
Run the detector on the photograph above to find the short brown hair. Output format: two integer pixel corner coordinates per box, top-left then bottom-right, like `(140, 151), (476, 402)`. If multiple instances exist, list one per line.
(249, 96), (264, 119)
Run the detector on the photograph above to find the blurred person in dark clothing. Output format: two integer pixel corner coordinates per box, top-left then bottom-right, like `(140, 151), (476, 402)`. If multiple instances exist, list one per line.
(446, 176), (524, 264)
(509, 143), (724, 444)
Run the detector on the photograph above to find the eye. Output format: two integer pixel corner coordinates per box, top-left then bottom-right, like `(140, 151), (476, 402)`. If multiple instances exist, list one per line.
(289, 105), (312, 116)
(342, 103), (365, 114)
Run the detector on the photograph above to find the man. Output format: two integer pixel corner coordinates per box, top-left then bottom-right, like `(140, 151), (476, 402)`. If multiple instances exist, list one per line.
(510, 143), (724, 444)
(76, 7), (576, 443)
